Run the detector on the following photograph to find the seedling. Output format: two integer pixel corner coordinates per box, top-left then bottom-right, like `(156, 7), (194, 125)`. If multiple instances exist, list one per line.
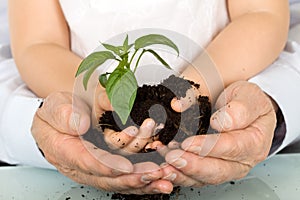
(76, 34), (179, 124)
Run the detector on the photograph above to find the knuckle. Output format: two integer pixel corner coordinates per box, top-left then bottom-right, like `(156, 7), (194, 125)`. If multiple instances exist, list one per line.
(227, 101), (248, 124)
(56, 104), (72, 122)
(46, 156), (57, 166)
(94, 180), (113, 191)
(220, 135), (241, 159)
(174, 176), (196, 187)
(128, 179), (142, 188)
(248, 128), (270, 164)
(208, 168), (228, 185)
(234, 165), (251, 180)
(255, 151), (268, 164)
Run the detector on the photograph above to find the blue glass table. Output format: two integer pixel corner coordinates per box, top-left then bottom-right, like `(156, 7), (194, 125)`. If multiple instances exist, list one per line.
(0, 153), (300, 200)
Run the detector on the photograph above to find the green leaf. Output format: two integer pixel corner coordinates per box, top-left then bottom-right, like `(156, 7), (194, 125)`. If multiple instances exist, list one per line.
(106, 68), (138, 124)
(122, 34), (134, 52)
(76, 51), (115, 90)
(76, 51), (115, 77)
(102, 43), (123, 57)
(134, 34), (179, 56)
(120, 35), (133, 60)
(76, 51), (115, 78)
(99, 73), (108, 88)
(145, 49), (172, 69)
(122, 34), (129, 51)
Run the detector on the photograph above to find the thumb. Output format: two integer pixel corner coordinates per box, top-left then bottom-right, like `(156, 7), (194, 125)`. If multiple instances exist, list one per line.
(210, 81), (273, 132)
(170, 87), (199, 112)
(37, 92), (91, 136)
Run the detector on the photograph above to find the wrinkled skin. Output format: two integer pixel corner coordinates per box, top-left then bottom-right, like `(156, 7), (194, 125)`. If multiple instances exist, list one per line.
(96, 81), (277, 187)
(31, 80), (277, 192)
(31, 91), (173, 194)
(160, 81), (277, 187)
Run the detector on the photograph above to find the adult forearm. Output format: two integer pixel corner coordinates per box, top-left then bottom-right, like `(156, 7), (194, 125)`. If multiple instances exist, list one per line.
(14, 43), (82, 98)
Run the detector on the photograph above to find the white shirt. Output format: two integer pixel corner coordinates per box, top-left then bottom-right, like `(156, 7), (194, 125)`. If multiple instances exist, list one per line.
(0, 0), (300, 168)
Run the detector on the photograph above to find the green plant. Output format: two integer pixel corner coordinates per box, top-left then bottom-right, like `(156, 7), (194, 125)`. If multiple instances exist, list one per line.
(76, 34), (179, 124)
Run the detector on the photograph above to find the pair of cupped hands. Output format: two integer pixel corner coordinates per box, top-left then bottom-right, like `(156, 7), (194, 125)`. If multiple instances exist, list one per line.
(31, 80), (276, 195)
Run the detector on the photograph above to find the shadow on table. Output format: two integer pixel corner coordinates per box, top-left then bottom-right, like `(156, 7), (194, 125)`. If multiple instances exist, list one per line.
(0, 161), (15, 167)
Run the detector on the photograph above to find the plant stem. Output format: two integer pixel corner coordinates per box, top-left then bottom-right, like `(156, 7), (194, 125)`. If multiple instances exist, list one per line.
(133, 49), (146, 73)
(128, 50), (138, 70)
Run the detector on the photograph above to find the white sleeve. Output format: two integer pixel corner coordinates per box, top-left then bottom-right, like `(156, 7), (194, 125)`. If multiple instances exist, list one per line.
(250, 38), (300, 155)
(0, 0), (53, 168)
(0, 58), (55, 169)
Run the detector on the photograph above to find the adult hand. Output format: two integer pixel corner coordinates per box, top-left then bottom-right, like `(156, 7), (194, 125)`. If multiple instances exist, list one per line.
(31, 91), (173, 194)
(162, 81), (276, 187)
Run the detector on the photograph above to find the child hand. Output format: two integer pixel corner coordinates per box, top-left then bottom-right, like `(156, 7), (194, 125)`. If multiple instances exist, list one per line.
(94, 85), (162, 155)
(103, 118), (158, 155)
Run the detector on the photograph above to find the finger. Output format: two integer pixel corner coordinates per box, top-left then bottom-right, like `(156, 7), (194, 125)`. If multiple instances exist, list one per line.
(37, 92), (91, 135)
(104, 162), (163, 191)
(93, 84), (113, 117)
(57, 138), (134, 176)
(91, 85), (113, 127)
(32, 117), (133, 176)
(145, 140), (180, 158)
(181, 126), (271, 165)
(168, 140), (181, 149)
(214, 81), (249, 109)
(119, 179), (174, 195)
(161, 163), (205, 188)
(73, 162), (169, 193)
(211, 81), (273, 131)
(123, 119), (156, 154)
(171, 87), (199, 112)
(103, 126), (139, 151)
(62, 166), (173, 194)
(181, 133), (242, 162)
(165, 149), (250, 185)
(114, 162), (173, 194)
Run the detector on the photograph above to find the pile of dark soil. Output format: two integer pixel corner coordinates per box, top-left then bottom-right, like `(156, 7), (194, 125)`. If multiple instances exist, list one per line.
(83, 75), (211, 200)
(111, 186), (181, 200)
(99, 75), (211, 148)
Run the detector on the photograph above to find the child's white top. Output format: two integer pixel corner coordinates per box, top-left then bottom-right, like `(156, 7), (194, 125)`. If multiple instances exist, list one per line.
(1, 0), (300, 168)
(59, 0), (229, 58)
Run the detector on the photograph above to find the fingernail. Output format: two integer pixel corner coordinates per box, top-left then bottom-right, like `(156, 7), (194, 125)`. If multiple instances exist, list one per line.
(111, 169), (124, 176)
(153, 189), (171, 194)
(141, 174), (155, 184)
(181, 137), (194, 150)
(145, 119), (155, 129)
(152, 189), (162, 194)
(214, 111), (232, 130)
(170, 158), (187, 169)
(125, 127), (138, 137)
(168, 141), (180, 149)
(163, 173), (177, 181)
(70, 112), (80, 132)
(160, 162), (169, 168)
(188, 146), (202, 154)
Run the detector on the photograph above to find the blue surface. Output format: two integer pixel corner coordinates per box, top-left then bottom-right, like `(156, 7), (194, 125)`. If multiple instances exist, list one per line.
(0, 153), (300, 200)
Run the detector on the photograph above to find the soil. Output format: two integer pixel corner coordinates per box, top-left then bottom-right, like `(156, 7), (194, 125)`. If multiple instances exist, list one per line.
(99, 75), (211, 148)
(111, 186), (181, 200)
(83, 75), (211, 200)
